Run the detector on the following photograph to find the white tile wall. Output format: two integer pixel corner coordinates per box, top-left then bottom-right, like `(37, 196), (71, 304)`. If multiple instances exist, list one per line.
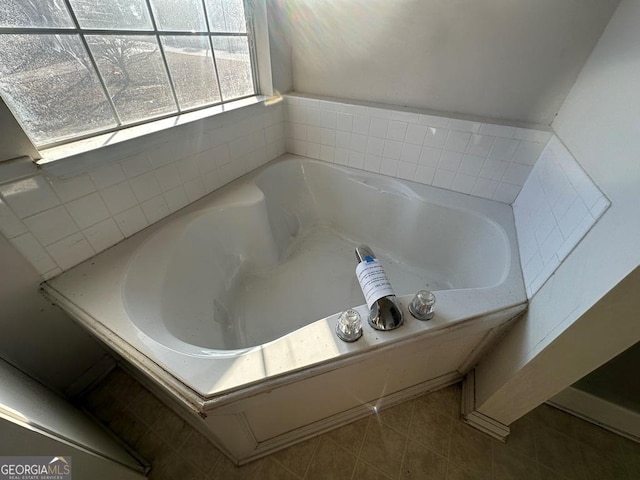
(284, 94), (551, 204)
(0, 103), (285, 278)
(513, 136), (609, 298)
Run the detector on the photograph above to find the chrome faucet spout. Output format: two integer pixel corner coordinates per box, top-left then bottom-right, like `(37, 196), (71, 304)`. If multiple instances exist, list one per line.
(355, 245), (404, 331)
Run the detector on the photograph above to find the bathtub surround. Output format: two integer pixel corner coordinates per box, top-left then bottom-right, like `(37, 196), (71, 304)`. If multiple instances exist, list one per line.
(513, 136), (609, 297)
(0, 102), (285, 279)
(463, 0), (640, 440)
(284, 94), (551, 204)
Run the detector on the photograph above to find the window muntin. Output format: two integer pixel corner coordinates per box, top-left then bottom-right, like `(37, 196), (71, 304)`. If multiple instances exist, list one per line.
(0, 0), (256, 148)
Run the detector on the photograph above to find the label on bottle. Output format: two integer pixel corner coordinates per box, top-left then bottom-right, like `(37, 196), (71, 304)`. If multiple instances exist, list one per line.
(356, 256), (395, 309)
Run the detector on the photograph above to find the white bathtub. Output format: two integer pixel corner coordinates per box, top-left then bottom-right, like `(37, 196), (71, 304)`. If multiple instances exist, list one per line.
(44, 154), (527, 462)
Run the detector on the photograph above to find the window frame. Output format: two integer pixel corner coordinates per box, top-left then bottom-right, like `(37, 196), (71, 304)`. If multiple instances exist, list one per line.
(0, 0), (261, 150)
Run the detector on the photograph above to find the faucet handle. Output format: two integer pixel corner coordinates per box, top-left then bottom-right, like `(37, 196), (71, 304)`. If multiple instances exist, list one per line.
(409, 290), (436, 320)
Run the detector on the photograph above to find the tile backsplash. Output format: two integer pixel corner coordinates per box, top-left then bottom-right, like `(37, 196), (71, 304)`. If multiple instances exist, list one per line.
(0, 103), (285, 279)
(513, 136), (609, 298)
(284, 94), (552, 204)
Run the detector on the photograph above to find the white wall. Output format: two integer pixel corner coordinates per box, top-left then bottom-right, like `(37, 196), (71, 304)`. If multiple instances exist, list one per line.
(473, 0), (640, 423)
(267, 0), (293, 93)
(0, 233), (106, 391)
(285, 0), (620, 125)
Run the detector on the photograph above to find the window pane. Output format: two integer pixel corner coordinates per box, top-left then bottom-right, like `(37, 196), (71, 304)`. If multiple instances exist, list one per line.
(86, 35), (177, 123)
(212, 36), (253, 101)
(68, 0), (153, 30)
(0, 34), (117, 145)
(161, 36), (221, 110)
(148, 0), (206, 31)
(205, 0), (246, 33)
(0, 0), (73, 28)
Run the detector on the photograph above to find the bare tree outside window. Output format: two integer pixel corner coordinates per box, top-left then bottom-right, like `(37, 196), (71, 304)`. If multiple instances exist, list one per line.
(0, 0), (256, 147)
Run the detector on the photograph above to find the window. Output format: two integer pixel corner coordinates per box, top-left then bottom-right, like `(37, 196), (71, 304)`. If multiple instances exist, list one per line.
(0, 0), (257, 148)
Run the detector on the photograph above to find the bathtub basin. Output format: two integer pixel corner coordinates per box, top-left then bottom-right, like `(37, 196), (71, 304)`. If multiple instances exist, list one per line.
(43, 154), (527, 462)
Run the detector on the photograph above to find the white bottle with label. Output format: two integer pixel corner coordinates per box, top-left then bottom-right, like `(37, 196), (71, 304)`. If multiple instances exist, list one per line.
(355, 245), (404, 331)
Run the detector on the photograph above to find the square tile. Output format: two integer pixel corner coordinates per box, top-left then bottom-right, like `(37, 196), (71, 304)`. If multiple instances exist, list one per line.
(466, 134), (496, 157)
(400, 442), (447, 480)
(65, 193), (110, 229)
(121, 153), (153, 178)
(448, 119), (482, 133)
(379, 158), (399, 176)
(46, 232), (95, 270)
(419, 147), (442, 168)
(0, 197), (27, 238)
(414, 166), (436, 185)
(352, 115), (371, 135)
(320, 145), (335, 162)
(305, 437), (357, 480)
(400, 144), (422, 163)
(350, 134), (368, 153)
(404, 124), (427, 145)
(184, 178), (206, 203)
(114, 206), (148, 237)
(448, 423), (492, 480)
(0, 176), (61, 219)
(422, 127), (448, 148)
(360, 422), (406, 478)
(24, 206), (79, 246)
(490, 138), (520, 161)
(141, 195), (171, 224)
(335, 131), (351, 149)
(307, 143), (321, 159)
(382, 140), (403, 160)
(348, 152), (365, 169)
(444, 131), (471, 153)
(130, 171), (162, 203)
(408, 406), (452, 456)
(164, 186), (189, 213)
(155, 163), (181, 192)
(396, 161), (417, 180)
(307, 126), (322, 144)
(83, 218), (124, 253)
(459, 155), (486, 177)
(334, 148), (350, 166)
(90, 163), (126, 190)
(452, 173), (477, 194)
(438, 151), (463, 172)
(336, 113), (353, 132)
(432, 169), (455, 190)
(176, 156), (201, 184)
(100, 181), (138, 215)
(321, 128), (336, 146)
(366, 137), (385, 156)
(387, 121), (408, 141)
(49, 174), (96, 203)
(369, 117), (389, 138)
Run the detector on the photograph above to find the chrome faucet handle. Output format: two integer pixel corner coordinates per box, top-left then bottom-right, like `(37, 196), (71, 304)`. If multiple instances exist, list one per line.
(408, 290), (436, 320)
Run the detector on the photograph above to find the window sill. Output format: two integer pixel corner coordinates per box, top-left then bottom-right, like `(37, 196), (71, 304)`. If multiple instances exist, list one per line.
(38, 95), (267, 178)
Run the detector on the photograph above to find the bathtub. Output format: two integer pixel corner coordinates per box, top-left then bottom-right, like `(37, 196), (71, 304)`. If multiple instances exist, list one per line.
(43, 154), (527, 463)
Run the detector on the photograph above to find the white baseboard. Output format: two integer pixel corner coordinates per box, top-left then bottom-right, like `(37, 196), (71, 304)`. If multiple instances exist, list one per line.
(549, 387), (640, 442)
(461, 369), (510, 442)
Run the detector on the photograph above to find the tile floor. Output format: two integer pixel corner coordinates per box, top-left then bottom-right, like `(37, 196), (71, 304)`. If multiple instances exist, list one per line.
(80, 367), (640, 480)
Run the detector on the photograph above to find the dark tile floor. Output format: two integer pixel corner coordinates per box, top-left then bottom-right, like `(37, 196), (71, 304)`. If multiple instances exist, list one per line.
(80, 367), (640, 479)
